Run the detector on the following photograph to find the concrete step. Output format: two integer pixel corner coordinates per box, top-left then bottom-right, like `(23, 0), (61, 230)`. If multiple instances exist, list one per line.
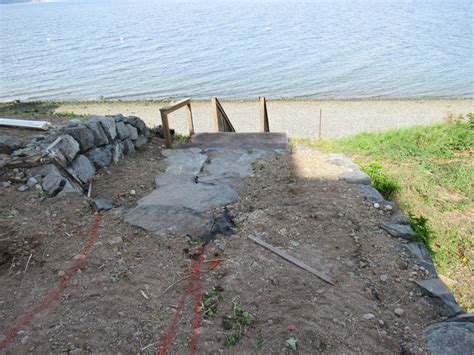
(180, 132), (289, 151)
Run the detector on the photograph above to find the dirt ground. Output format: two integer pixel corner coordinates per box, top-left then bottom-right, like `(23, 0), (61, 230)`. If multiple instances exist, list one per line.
(0, 139), (445, 354)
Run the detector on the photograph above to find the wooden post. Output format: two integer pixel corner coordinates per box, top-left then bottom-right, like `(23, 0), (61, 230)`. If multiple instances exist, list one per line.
(160, 111), (172, 148)
(211, 97), (219, 132)
(259, 97), (270, 132)
(187, 103), (194, 136)
(319, 108), (322, 139)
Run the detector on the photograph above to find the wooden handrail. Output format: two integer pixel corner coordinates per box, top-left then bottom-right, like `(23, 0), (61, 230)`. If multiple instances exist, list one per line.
(211, 97), (235, 132)
(159, 98), (194, 148)
(259, 97), (270, 132)
(160, 98), (191, 115)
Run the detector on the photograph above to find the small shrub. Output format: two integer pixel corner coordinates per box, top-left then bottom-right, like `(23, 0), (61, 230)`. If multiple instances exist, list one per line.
(362, 162), (401, 200)
(222, 302), (252, 347)
(409, 214), (434, 254)
(174, 134), (190, 145)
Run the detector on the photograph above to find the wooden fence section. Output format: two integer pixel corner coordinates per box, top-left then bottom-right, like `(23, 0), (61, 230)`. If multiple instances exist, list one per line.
(211, 97), (236, 133)
(259, 97), (270, 132)
(159, 98), (194, 148)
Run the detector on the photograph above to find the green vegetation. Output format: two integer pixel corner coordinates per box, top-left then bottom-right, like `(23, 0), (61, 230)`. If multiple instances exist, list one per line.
(361, 162), (401, 200)
(173, 133), (190, 145)
(222, 301), (252, 347)
(0, 100), (82, 117)
(202, 286), (223, 318)
(291, 117), (474, 311)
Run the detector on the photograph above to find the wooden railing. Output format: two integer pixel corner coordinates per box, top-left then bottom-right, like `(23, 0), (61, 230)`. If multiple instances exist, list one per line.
(159, 98), (194, 148)
(159, 97), (271, 147)
(259, 96), (270, 132)
(211, 97), (235, 132)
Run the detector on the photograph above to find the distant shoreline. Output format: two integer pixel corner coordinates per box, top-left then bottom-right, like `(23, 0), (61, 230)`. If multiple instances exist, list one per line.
(2, 96), (474, 104)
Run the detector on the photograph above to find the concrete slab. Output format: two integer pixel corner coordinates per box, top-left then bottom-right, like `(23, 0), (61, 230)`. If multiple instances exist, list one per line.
(182, 132), (289, 151)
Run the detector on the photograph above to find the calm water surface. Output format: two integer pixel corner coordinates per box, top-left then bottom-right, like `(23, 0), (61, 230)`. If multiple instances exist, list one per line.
(0, 0), (473, 101)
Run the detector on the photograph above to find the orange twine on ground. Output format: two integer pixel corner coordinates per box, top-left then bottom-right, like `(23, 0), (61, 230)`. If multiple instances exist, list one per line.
(0, 214), (102, 351)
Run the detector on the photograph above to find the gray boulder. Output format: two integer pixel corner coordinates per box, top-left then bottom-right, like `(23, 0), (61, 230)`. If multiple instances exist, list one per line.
(29, 164), (61, 178)
(57, 179), (78, 197)
(42, 172), (65, 196)
(71, 155), (96, 183)
(94, 116), (116, 141)
(86, 146), (112, 168)
(125, 116), (148, 136)
(64, 125), (95, 152)
(0, 135), (23, 154)
(391, 212), (410, 225)
(416, 278), (465, 316)
(126, 124), (138, 140)
(112, 143), (124, 163)
(381, 223), (416, 240)
(354, 184), (385, 203)
(92, 196), (113, 211)
(122, 139), (135, 155)
(56, 135), (80, 162)
(112, 114), (125, 122)
(339, 170), (371, 185)
(134, 135), (148, 150)
(424, 321), (474, 355)
(86, 119), (109, 146)
(325, 153), (359, 169)
(12, 146), (38, 157)
(116, 121), (129, 140)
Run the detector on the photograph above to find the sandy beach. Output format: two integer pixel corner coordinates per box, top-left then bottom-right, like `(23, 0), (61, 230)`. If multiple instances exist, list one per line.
(57, 98), (474, 138)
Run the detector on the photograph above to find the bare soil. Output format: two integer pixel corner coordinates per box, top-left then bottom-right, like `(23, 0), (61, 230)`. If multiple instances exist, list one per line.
(0, 143), (445, 354)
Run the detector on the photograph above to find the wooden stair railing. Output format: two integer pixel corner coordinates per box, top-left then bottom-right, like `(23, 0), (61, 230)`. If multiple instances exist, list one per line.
(259, 96), (270, 132)
(211, 97), (236, 132)
(159, 98), (194, 148)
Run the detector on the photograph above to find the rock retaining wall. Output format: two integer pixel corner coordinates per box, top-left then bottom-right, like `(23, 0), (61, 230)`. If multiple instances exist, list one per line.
(0, 114), (150, 197)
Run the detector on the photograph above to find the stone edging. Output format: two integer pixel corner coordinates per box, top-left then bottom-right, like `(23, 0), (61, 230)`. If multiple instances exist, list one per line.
(322, 152), (473, 354)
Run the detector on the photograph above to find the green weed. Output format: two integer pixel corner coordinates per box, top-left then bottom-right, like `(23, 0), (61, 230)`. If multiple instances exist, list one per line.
(202, 286), (223, 318)
(409, 214), (434, 254)
(362, 162), (401, 200)
(222, 302), (252, 347)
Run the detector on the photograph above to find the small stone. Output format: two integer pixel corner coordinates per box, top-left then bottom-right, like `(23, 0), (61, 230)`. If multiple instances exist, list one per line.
(129, 189), (136, 195)
(26, 176), (38, 187)
(394, 308), (405, 317)
(58, 271), (66, 277)
(18, 185), (29, 192)
(380, 275), (388, 282)
(109, 236), (123, 245)
(384, 205), (393, 211)
(35, 184), (43, 191)
(73, 254), (86, 262)
(373, 203), (380, 209)
(363, 313), (375, 320)
(378, 319), (385, 326)
(20, 335), (29, 345)
(92, 196), (113, 211)
(287, 324), (296, 331)
(2, 181), (11, 188)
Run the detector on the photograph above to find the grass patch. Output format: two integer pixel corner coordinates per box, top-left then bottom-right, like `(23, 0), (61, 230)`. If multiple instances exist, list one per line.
(291, 118), (474, 311)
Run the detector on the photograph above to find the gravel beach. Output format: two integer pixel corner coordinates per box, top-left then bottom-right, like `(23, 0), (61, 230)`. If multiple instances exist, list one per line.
(57, 98), (474, 138)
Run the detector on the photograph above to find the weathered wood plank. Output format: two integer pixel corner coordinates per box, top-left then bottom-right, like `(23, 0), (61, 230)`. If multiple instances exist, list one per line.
(159, 98), (191, 115)
(247, 234), (336, 286)
(0, 118), (51, 131)
(259, 97), (270, 132)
